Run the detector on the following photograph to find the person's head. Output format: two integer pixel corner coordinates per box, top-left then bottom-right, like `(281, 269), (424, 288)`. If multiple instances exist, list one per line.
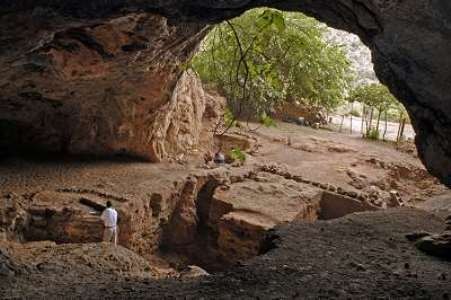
(106, 201), (112, 208)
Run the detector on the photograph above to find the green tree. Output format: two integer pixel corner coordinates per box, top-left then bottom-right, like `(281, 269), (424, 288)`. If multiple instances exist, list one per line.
(348, 83), (401, 140)
(191, 8), (353, 126)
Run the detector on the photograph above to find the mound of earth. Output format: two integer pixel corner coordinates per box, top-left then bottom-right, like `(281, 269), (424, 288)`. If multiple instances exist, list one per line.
(0, 241), (174, 298)
(2, 241), (162, 278)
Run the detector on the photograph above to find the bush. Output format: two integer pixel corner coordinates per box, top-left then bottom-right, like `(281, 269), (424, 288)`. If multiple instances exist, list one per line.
(229, 148), (246, 162)
(366, 128), (380, 140)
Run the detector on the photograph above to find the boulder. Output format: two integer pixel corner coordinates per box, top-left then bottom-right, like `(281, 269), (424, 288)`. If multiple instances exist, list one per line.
(179, 265), (210, 279)
(415, 232), (451, 260)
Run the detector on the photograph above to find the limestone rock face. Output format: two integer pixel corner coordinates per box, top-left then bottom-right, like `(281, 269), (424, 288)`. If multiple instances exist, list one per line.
(163, 177), (200, 247)
(148, 70), (213, 161)
(0, 11), (208, 161)
(2, 1), (451, 186)
(1, 181), (188, 258)
(24, 191), (105, 244)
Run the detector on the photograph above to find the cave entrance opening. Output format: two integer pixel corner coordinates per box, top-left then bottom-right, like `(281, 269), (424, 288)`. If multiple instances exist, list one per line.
(189, 7), (410, 142)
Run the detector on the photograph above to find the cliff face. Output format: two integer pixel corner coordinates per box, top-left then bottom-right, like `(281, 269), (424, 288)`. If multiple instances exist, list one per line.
(1, 1), (451, 186)
(325, 28), (378, 86)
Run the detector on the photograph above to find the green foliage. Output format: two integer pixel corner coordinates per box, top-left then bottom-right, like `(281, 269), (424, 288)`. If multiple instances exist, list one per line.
(256, 9), (286, 32)
(260, 112), (277, 127)
(391, 101), (410, 122)
(366, 128), (380, 140)
(348, 83), (408, 140)
(348, 83), (397, 112)
(191, 8), (353, 121)
(386, 104), (410, 123)
(229, 148), (246, 162)
(223, 107), (237, 128)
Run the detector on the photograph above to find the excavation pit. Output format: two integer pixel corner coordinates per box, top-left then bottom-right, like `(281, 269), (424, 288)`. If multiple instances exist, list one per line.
(13, 171), (383, 275)
(159, 172), (381, 273)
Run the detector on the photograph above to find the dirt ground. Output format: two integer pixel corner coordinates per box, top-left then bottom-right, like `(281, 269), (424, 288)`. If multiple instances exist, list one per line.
(250, 122), (448, 206)
(1, 122), (447, 209)
(1, 122), (450, 298)
(1, 209), (450, 299)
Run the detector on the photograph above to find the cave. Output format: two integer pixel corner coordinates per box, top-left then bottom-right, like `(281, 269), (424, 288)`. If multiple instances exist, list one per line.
(1, 1), (451, 298)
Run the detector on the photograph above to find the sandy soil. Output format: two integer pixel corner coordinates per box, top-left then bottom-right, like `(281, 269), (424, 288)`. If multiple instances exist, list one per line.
(250, 122), (447, 205)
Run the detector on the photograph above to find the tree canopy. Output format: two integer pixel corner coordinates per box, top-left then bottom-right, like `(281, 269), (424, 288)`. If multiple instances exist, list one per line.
(348, 83), (397, 110)
(348, 83), (408, 120)
(347, 83), (409, 140)
(191, 8), (353, 121)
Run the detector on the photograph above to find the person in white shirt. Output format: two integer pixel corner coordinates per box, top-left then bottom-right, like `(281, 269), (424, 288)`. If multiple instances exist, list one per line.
(100, 201), (118, 246)
(214, 150), (225, 165)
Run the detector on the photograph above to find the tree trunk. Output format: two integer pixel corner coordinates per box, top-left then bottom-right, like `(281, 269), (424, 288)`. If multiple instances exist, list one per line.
(367, 107), (374, 136)
(400, 118), (406, 141)
(339, 115), (345, 132)
(350, 102), (354, 134)
(376, 106), (382, 133)
(383, 110), (388, 140)
(396, 112), (403, 142)
(361, 104), (366, 138)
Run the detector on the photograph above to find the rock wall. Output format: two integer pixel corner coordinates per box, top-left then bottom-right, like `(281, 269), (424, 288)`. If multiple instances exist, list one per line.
(1, 1), (451, 186)
(318, 191), (378, 220)
(149, 70), (220, 161)
(0, 11), (209, 161)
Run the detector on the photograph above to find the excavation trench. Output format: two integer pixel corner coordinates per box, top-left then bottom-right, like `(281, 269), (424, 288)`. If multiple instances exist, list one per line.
(14, 171), (382, 275)
(159, 174), (381, 273)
